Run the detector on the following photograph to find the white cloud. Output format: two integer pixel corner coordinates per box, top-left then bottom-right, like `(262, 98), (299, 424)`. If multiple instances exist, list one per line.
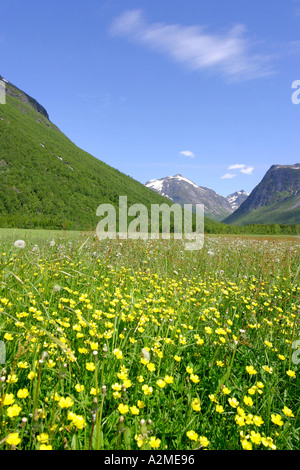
(221, 173), (237, 179)
(179, 150), (195, 158)
(228, 164), (246, 170)
(227, 164), (254, 175)
(240, 166), (254, 175)
(110, 9), (274, 81)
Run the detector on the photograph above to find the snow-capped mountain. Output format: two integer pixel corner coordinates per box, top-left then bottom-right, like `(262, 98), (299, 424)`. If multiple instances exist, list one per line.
(145, 174), (236, 222)
(226, 190), (249, 211)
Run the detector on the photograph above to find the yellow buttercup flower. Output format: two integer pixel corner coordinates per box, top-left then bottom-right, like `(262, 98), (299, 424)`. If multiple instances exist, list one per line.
(130, 405), (140, 415)
(2, 393), (15, 406)
(37, 433), (49, 443)
(228, 397), (239, 408)
(69, 414), (87, 429)
(199, 436), (209, 447)
(241, 438), (252, 450)
(286, 370), (296, 378)
(123, 379), (132, 388)
(7, 374), (18, 384)
(58, 396), (74, 408)
(271, 413), (284, 426)
(164, 375), (174, 384)
(190, 373), (200, 384)
(253, 415), (264, 427)
(27, 371), (37, 380)
(17, 388), (29, 399)
(4, 333), (13, 341)
(118, 403), (129, 414)
(262, 365), (273, 374)
(117, 371), (128, 381)
(142, 384), (153, 396)
(246, 365), (257, 375)
(250, 431), (261, 445)
(147, 362), (156, 372)
(243, 396), (254, 407)
(6, 432), (21, 446)
(113, 348), (123, 360)
(282, 406), (294, 417)
(191, 398), (201, 412)
(7, 404), (22, 418)
(149, 436), (161, 449)
(186, 430), (198, 441)
(156, 379), (166, 388)
(112, 383), (122, 391)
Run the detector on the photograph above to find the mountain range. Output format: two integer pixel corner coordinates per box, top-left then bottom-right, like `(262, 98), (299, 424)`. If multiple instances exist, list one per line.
(145, 174), (248, 221)
(0, 74), (299, 230)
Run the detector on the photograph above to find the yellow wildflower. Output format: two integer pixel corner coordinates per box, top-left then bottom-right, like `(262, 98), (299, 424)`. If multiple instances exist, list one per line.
(58, 396), (74, 408)
(118, 403), (129, 414)
(6, 432), (21, 446)
(246, 365), (257, 375)
(7, 404), (22, 418)
(156, 379), (166, 388)
(282, 406), (294, 417)
(149, 436), (161, 449)
(2, 393), (15, 406)
(191, 398), (201, 412)
(271, 414), (284, 426)
(199, 436), (209, 447)
(186, 430), (198, 441)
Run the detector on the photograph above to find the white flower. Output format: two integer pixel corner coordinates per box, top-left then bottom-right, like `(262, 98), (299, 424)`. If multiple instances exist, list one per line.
(14, 240), (26, 249)
(49, 240), (55, 247)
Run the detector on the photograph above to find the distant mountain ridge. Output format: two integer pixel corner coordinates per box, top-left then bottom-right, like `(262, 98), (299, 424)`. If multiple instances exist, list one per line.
(145, 174), (247, 221)
(224, 164), (300, 225)
(226, 190), (249, 211)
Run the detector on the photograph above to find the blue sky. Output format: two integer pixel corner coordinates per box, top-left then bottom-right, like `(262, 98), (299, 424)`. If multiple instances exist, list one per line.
(1, 0), (300, 196)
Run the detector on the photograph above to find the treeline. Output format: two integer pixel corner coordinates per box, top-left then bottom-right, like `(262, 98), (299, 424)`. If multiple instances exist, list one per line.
(204, 218), (300, 235)
(0, 211), (299, 236)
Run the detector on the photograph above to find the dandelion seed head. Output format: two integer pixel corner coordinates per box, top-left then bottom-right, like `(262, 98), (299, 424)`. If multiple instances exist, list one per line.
(14, 240), (26, 249)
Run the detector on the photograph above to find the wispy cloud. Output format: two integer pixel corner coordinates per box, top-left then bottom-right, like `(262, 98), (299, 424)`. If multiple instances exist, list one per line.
(228, 164), (246, 170)
(240, 166), (254, 175)
(179, 150), (195, 158)
(222, 164), (254, 179)
(110, 9), (274, 81)
(221, 173), (237, 179)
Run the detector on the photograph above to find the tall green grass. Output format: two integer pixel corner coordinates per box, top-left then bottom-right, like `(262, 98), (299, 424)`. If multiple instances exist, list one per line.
(0, 230), (299, 450)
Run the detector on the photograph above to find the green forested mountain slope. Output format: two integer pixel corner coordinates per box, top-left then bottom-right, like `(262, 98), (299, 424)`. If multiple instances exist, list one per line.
(0, 76), (176, 230)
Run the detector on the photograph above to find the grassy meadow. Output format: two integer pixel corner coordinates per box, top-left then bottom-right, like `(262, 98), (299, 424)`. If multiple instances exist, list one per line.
(0, 228), (299, 450)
